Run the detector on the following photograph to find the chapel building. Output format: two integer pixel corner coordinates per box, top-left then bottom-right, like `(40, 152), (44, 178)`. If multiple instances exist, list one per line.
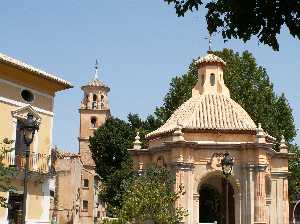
(129, 53), (291, 224)
(0, 52), (72, 223)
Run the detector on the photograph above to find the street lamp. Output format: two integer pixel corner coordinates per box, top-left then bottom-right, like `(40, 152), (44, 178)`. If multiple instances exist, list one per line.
(221, 152), (234, 224)
(20, 113), (39, 224)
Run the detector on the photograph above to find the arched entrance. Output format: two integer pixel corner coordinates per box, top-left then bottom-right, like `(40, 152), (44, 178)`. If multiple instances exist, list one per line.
(199, 175), (235, 224)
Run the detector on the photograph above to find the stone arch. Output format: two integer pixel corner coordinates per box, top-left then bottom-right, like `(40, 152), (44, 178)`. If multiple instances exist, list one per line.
(197, 170), (240, 195)
(194, 170), (241, 224)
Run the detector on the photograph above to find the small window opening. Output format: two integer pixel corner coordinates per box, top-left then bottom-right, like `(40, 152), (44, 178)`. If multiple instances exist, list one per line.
(101, 95), (104, 101)
(50, 190), (55, 197)
(21, 89), (34, 102)
(91, 117), (97, 128)
(100, 103), (104, 109)
(83, 200), (88, 210)
(83, 179), (89, 188)
(210, 73), (215, 86)
(93, 94), (97, 101)
(92, 94), (97, 109)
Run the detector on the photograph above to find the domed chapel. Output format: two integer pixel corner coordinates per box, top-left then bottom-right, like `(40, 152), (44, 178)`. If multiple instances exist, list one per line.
(129, 53), (291, 224)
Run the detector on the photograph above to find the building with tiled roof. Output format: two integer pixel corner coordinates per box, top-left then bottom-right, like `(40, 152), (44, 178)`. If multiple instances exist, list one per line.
(0, 52), (72, 224)
(130, 52), (291, 224)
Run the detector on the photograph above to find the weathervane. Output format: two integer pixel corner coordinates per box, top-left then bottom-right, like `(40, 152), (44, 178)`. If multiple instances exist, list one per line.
(94, 59), (99, 80)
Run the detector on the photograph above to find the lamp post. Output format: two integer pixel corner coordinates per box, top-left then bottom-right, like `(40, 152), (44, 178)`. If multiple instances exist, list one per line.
(20, 113), (39, 224)
(221, 152), (234, 224)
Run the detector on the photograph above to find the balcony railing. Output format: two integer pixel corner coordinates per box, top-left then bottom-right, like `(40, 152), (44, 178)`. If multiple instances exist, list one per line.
(2, 152), (50, 174)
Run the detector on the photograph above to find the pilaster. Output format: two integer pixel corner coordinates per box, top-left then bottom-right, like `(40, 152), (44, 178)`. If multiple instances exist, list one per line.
(254, 164), (267, 224)
(171, 161), (194, 224)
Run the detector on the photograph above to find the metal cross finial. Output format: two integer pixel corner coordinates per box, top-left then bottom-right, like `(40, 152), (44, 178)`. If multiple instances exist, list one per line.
(94, 59), (99, 80)
(204, 33), (213, 52)
(208, 33), (212, 52)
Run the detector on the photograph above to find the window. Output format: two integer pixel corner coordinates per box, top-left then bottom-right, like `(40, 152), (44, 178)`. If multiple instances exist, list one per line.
(21, 89), (34, 102)
(91, 117), (97, 128)
(100, 103), (104, 109)
(92, 94), (97, 109)
(101, 95), (104, 101)
(83, 179), (89, 188)
(210, 73), (215, 86)
(8, 192), (23, 223)
(82, 200), (88, 211)
(93, 94), (97, 102)
(50, 190), (55, 197)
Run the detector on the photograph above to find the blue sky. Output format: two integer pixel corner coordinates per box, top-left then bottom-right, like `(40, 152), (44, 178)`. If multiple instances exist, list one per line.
(1, 1), (299, 151)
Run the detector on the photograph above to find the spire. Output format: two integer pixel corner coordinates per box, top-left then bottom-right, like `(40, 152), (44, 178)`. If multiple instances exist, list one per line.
(172, 122), (184, 142)
(279, 135), (288, 153)
(256, 123), (266, 143)
(94, 59), (99, 80)
(133, 132), (142, 150)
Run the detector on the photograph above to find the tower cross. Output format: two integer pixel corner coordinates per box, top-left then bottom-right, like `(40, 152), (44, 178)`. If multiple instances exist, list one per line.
(208, 33), (212, 52)
(204, 33), (212, 52)
(94, 59), (99, 80)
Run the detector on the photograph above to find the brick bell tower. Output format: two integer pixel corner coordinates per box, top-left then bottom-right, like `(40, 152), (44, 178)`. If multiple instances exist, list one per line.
(79, 60), (110, 168)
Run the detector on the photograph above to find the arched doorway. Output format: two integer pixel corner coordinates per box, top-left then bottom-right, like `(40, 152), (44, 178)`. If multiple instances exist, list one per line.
(199, 175), (235, 224)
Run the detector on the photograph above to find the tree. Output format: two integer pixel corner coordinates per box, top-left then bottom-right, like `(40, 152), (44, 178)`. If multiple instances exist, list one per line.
(107, 167), (187, 224)
(0, 138), (16, 207)
(89, 114), (162, 212)
(289, 144), (300, 203)
(164, 0), (300, 50)
(89, 117), (135, 211)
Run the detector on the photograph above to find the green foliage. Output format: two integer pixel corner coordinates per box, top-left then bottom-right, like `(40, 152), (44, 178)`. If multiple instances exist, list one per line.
(90, 115), (162, 211)
(127, 113), (161, 148)
(89, 118), (135, 210)
(0, 138), (16, 207)
(90, 117), (134, 182)
(115, 167), (187, 224)
(164, 0), (300, 50)
(289, 144), (300, 203)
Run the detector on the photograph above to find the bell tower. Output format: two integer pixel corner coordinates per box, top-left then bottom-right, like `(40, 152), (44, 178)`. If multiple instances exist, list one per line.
(79, 61), (110, 167)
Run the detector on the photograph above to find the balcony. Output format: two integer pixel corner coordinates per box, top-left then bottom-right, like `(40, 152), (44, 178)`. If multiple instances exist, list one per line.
(2, 152), (51, 174)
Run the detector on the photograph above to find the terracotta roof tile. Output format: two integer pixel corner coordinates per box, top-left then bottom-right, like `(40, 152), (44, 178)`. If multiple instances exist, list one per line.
(146, 94), (256, 138)
(0, 52), (73, 88)
(195, 53), (226, 66)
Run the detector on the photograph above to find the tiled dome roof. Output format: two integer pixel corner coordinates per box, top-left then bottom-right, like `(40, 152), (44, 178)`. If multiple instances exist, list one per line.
(146, 94), (256, 138)
(195, 53), (226, 66)
(82, 78), (109, 89)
